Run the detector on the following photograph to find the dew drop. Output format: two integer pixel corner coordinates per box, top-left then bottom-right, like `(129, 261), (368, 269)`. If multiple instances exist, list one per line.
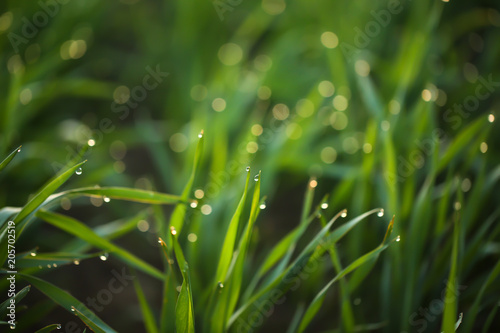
(321, 203), (328, 210)
(47, 264), (52, 268)
(170, 226), (177, 235)
(103, 196), (111, 203)
(341, 210), (347, 218)
(176, 285), (182, 292)
(87, 139), (96, 147)
(396, 235), (401, 242)
(73, 260), (80, 265)
(10, 325), (15, 329)
(254, 174), (260, 182)
(99, 253), (109, 261)
(259, 203), (266, 210)
(30, 252), (36, 257)
(158, 239), (162, 244)
(190, 200), (198, 208)
(57, 324), (62, 329)
(17, 148), (21, 153)
(246, 166), (250, 172)
(377, 209), (384, 217)
(198, 130), (204, 138)
(218, 282), (224, 289)
(75, 167), (83, 175)
(53, 263), (58, 267)
(71, 307), (76, 312)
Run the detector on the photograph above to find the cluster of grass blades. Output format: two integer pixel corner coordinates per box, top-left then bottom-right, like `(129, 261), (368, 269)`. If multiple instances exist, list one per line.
(1, 136), (405, 332)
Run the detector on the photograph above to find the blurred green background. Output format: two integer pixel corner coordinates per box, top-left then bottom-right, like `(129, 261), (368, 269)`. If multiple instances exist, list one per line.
(1, 0), (500, 332)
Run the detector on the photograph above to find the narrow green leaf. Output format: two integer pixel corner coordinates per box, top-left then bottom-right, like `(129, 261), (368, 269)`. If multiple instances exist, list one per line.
(18, 274), (116, 332)
(214, 170), (251, 284)
(36, 210), (163, 280)
(71, 306), (106, 333)
(0, 145), (22, 172)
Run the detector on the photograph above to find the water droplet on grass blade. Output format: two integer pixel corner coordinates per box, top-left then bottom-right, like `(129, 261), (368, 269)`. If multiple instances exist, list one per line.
(100, 253), (109, 261)
(218, 282), (224, 289)
(75, 167), (83, 175)
(246, 166), (250, 172)
(321, 203), (328, 209)
(190, 200), (198, 208)
(254, 174), (260, 181)
(17, 148), (21, 153)
(341, 210), (347, 218)
(176, 285), (182, 292)
(377, 209), (384, 217)
(260, 203), (266, 210)
(396, 235), (401, 242)
(57, 324), (62, 329)
(103, 196), (111, 203)
(73, 260), (80, 265)
(30, 252), (36, 256)
(198, 130), (204, 138)
(170, 226), (177, 235)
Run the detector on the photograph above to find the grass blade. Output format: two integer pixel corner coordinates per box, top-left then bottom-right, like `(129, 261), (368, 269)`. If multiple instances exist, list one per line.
(0, 145), (21, 172)
(0, 285), (30, 317)
(36, 210), (163, 280)
(34, 324), (62, 332)
(131, 269), (159, 333)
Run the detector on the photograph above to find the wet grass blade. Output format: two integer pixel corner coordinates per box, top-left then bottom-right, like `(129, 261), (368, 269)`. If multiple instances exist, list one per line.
(170, 131), (204, 234)
(131, 269), (159, 333)
(19, 274), (116, 332)
(0, 145), (22, 172)
(36, 210), (163, 280)
(214, 169), (251, 285)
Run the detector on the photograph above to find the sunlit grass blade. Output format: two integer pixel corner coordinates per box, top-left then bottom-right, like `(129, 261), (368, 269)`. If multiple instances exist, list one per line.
(0, 285), (30, 317)
(158, 237), (179, 333)
(441, 208), (460, 333)
(34, 324), (62, 332)
(0, 145), (21, 172)
(131, 269), (159, 333)
(71, 306), (106, 333)
(297, 218), (397, 333)
(171, 234), (195, 333)
(36, 210), (163, 280)
(18, 274), (116, 332)
(214, 169), (251, 285)
(16, 252), (102, 269)
(170, 131), (204, 235)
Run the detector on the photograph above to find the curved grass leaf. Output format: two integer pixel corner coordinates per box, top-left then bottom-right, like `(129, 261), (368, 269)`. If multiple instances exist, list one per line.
(36, 210), (163, 280)
(0, 145), (22, 172)
(16, 252), (102, 269)
(18, 274), (116, 332)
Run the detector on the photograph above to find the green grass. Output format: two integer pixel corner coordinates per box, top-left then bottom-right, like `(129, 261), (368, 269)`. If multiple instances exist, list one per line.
(1, 0), (500, 332)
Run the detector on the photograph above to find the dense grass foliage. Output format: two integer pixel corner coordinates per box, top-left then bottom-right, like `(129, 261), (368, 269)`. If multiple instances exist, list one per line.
(1, 0), (500, 332)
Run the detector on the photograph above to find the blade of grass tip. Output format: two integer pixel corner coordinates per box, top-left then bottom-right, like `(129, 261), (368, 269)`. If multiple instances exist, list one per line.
(36, 210), (163, 280)
(297, 217), (397, 333)
(34, 324), (62, 332)
(441, 207), (460, 333)
(131, 268), (159, 333)
(0, 285), (30, 317)
(214, 169), (251, 286)
(18, 274), (116, 332)
(0, 145), (22, 172)
(171, 233), (195, 333)
(170, 130), (204, 235)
